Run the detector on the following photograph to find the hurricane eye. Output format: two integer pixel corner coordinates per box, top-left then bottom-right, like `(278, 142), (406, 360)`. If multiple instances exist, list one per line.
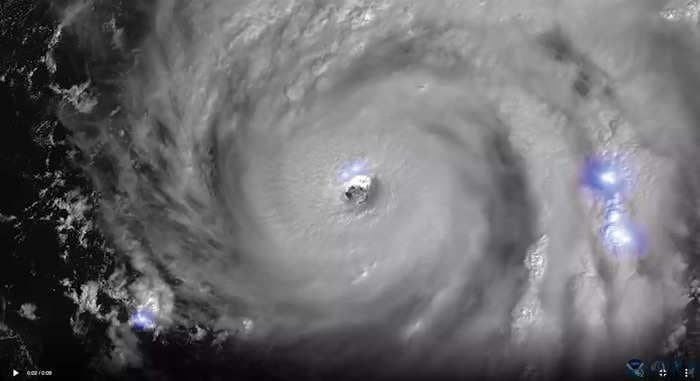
(342, 175), (373, 204)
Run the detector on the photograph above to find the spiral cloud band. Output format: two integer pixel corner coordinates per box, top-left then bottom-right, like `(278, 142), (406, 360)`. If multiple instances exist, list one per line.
(58, 0), (700, 379)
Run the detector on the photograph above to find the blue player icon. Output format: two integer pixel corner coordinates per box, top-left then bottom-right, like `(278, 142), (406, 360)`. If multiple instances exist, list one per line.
(626, 359), (646, 379)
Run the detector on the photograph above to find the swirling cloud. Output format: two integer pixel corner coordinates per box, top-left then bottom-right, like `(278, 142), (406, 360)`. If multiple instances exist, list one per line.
(56, 1), (699, 380)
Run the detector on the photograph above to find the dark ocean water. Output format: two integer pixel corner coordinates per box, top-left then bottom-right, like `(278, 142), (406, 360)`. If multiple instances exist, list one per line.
(1, 1), (115, 379)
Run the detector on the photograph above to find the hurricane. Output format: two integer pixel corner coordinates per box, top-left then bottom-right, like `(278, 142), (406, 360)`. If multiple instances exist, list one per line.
(54, 0), (700, 380)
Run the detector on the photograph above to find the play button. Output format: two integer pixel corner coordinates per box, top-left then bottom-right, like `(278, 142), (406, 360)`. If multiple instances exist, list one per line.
(12, 369), (18, 377)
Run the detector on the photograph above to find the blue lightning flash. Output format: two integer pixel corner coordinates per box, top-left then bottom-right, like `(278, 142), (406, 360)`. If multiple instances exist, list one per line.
(337, 159), (369, 183)
(601, 213), (646, 258)
(581, 153), (646, 259)
(129, 308), (156, 331)
(580, 154), (631, 198)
